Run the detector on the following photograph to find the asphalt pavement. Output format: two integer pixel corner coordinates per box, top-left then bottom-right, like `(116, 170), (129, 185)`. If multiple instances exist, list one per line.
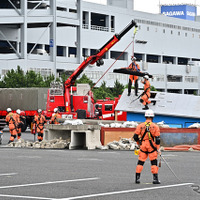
(0, 129), (200, 200)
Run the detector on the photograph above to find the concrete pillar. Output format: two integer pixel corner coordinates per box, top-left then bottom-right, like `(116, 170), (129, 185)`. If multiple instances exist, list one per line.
(50, 0), (57, 77)
(77, 0), (82, 63)
(21, 0), (27, 71)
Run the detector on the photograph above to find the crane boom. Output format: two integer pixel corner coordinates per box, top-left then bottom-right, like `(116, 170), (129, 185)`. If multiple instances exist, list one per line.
(65, 20), (137, 88)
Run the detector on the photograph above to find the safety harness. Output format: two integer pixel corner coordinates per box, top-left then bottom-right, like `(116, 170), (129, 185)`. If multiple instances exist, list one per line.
(35, 115), (45, 131)
(140, 122), (157, 154)
(131, 62), (140, 72)
(8, 114), (17, 130)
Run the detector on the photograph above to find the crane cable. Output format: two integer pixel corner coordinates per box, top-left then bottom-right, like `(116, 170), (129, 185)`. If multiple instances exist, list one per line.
(90, 39), (134, 91)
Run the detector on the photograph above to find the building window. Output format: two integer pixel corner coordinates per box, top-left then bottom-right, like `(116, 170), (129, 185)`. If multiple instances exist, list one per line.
(178, 57), (188, 65)
(68, 47), (77, 57)
(163, 29), (165, 33)
(185, 33), (187, 37)
(57, 46), (66, 57)
(171, 30), (173, 34)
(147, 54), (159, 63)
(91, 13), (109, 32)
(111, 16), (115, 32)
(134, 53), (143, 61)
(167, 75), (182, 82)
(110, 51), (127, 60)
(167, 89), (182, 94)
(147, 27), (149, 31)
(163, 56), (175, 64)
(0, 40), (17, 54)
(69, 8), (77, 13)
(151, 74), (164, 82)
(185, 76), (198, 83)
(178, 31), (180, 36)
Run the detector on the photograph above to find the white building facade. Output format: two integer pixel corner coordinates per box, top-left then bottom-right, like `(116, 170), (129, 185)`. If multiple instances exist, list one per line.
(0, 0), (200, 95)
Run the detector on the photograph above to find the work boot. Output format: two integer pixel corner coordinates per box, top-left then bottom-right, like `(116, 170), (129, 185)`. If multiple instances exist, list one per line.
(127, 92), (131, 96)
(142, 105), (149, 110)
(135, 173), (141, 184)
(151, 100), (156, 105)
(153, 174), (160, 184)
(8, 140), (12, 144)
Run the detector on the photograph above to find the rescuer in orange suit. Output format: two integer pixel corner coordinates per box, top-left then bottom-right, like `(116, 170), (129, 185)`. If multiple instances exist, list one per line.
(6, 108), (18, 143)
(133, 109), (161, 184)
(127, 56), (140, 96)
(33, 109), (47, 142)
(15, 109), (25, 140)
(50, 108), (62, 124)
(140, 75), (156, 110)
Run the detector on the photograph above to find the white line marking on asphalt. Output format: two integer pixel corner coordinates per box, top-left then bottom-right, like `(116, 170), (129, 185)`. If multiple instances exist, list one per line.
(0, 173), (17, 176)
(0, 194), (52, 199)
(54, 183), (193, 200)
(162, 154), (177, 157)
(78, 158), (102, 161)
(0, 177), (99, 189)
(17, 156), (41, 158)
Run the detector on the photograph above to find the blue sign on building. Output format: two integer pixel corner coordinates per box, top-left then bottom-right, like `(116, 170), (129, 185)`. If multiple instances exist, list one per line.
(50, 39), (54, 47)
(161, 5), (197, 21)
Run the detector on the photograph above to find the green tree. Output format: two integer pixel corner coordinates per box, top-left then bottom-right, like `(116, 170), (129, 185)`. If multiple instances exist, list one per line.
(75, 74), (94, 88)
(1, 66), (26, 88)
(93, 81), (114, 101)
(0, 66), (55, 88)
(112, 79), (124, 97)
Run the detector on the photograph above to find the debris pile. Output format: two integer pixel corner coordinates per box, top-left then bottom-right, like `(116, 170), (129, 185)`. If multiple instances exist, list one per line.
(99, 121), (138, 128)
(62, 119), (83, 125)
(188, 123), (200, 128)
(157, 121), (170, 128)
(7, 138), (70, 149)
(96, 138), (137, 150)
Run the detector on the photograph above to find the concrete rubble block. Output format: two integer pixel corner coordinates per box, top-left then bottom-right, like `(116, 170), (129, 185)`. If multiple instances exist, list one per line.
(157, 121), (170, 128)
(188, 123), (200, 128)
(25, 141), (33, 148)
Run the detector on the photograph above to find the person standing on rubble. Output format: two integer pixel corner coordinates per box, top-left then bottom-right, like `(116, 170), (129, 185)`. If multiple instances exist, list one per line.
(133, 109), (161, 184)
(33, 109), (47, 142)
(6, 108), (18, 143)
(50, 108), (61, 124)
(127, 56), (140, 96)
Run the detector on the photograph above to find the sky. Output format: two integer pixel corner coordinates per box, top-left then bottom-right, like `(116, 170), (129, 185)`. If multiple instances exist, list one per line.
(84, 0), (200, 15)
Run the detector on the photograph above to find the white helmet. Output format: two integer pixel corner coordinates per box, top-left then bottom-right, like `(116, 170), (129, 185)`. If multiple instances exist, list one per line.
(38, 109), (42, 113)
(16, 109), (21, 115)
(145, 109), (155, 118)
(131, 56), (136, 61)
(144, 75), (149, 80)
(54, 108), (58, 113)
(7, 108), (12, 112)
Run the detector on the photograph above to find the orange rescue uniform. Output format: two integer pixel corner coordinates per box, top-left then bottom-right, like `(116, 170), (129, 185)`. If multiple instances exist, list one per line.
(50, 113), (61, 124)
(140, 79), (151, 106)
(16, 114), (25, 140)
(127, 61), (140, 96)
(6, 112), (18, 142)
(33, 114), (47, 141)
(128, 61), (140, 82)
(134, 120), (160, 174)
